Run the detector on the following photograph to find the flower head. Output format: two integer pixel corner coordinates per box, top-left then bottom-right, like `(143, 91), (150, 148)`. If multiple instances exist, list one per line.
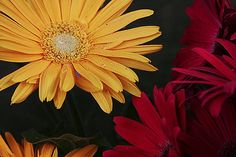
(103, 84), (186, 157)
(173, 0), (231, 78)
(173, 39), (236, 116)
(172, 0), (236, 116)
(179, 101), (236, 157)
(0, 0), (162, 113)
(0, 132), (98, 157)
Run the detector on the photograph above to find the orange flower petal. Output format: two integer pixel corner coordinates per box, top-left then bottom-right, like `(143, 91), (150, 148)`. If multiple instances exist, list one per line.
(75, 76), (101, 93)
(11, 82), (38, 104)
(91, 90), (113, 113)
(39, 62), (61, 102)
(5, 132), (24, 157)
(0, 51), (42, 63)
(59, 64), (75, 92)
(12, 60), (51, 83)
(54, 89), (67, 109)
(65, 145), (98, 157)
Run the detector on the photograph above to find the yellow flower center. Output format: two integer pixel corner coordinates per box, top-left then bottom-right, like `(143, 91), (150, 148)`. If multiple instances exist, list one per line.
(54, 33), (78, 53)
(40, 22), (90, 63)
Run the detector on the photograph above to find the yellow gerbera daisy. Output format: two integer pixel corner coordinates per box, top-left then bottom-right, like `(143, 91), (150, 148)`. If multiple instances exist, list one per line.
(0, 0), (162, 113)
(0, 132), (98, 157)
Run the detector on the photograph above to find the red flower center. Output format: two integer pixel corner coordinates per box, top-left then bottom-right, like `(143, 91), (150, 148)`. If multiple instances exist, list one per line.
(158, 142), (173, 157)
(218, 140), (236, 157)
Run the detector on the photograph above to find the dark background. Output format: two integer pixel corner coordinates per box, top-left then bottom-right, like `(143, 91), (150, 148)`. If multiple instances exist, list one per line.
(0, 0), (193, 155)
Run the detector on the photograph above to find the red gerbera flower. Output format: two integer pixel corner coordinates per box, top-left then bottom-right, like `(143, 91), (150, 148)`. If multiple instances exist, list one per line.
(173, 0), (231, 78)
(103, 84), (186, 157)
(173, 39), (236, 116)
(179, 100), (236, 157)
(223, 8), (236, 40)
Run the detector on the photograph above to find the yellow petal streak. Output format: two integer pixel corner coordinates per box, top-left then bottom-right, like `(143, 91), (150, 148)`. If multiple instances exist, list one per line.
(29, 0), (51, 25)
(52, 148), (58, 157)
(79, 0), (105, 23)
(75, 76), (101, 93)
(70, 0), (85, 20)
(117, 75), (141, 97)
(91, 91), (112, 113)
(26, 75), (40, 84)
(0, 40), (43, 54)
(51, 0), (62, 21)
(73, 63), (103, 90)
(114, 33), (162, 48)
(54, 89), (67, 109)
(0, 71), (18, 91)
(0, 14), (39, 41)
(42, 0), (57, 22)
(59, 64), (75, 92)
(93, 26), (160, 44)
(112, 58), (158, 71)
(60, 0), (71, 21)
(11, 82), (38, 104)
(91, 9), (154, 38)
(12, 60), (51, 83)
(86, 55), (138, 82)
(106, 0), (132, 24)
(88, 0), (132, 31)
(107, 87), (125, 103)
(113, 45), (163, 55)
(0, 51), (42, 63)
(0, 28), (39, 48)
(0, 0), (41, 36)
(9, 0), (45, 29)
(81, 61), (123, 92)
(90, 49), (150, 62)
(39, 63), (61, 102)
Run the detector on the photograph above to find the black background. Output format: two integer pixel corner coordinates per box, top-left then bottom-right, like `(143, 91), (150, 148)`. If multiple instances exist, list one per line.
(0, 0), (193, 155)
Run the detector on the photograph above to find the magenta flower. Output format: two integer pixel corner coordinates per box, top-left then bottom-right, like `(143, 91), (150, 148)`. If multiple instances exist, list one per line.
(173, 39), (236, 116)
(173, 0), (231, 78)
(103, 84), (186, 157)
(179, 101), (236, 157)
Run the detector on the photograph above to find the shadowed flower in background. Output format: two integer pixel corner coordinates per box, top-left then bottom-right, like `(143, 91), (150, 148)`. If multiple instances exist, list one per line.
(173, 0), (231, 77)
(173, 40), (236, 116)
(103, 84), (186, 157)
(0, 0), (162, 113)
(0, 132), (98, 157)
(179, 100), (236, 157)
(172, 0), (236, 116)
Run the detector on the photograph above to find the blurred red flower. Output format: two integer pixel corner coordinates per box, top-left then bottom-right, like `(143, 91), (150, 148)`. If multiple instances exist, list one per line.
(172, 0), (236, 116)
(179, 100), (236, 157)
(173, 0), (231, 78)
(173, 39), (236, 116)
(103, 84), (186, 157)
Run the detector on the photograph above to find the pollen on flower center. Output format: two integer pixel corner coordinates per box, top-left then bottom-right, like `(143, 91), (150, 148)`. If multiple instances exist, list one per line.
(54, 33), (78, 53)
(40, 21), (91, 63)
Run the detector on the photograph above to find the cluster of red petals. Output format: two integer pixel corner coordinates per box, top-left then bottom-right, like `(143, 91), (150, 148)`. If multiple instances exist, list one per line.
(173, 0), (230, 72)
(103, 84), (186, 157)
(173, 0), (236, 116)
(179, 100), (236, 157)
(103, 0), (236, 156)
(173, 39), (236, 116)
